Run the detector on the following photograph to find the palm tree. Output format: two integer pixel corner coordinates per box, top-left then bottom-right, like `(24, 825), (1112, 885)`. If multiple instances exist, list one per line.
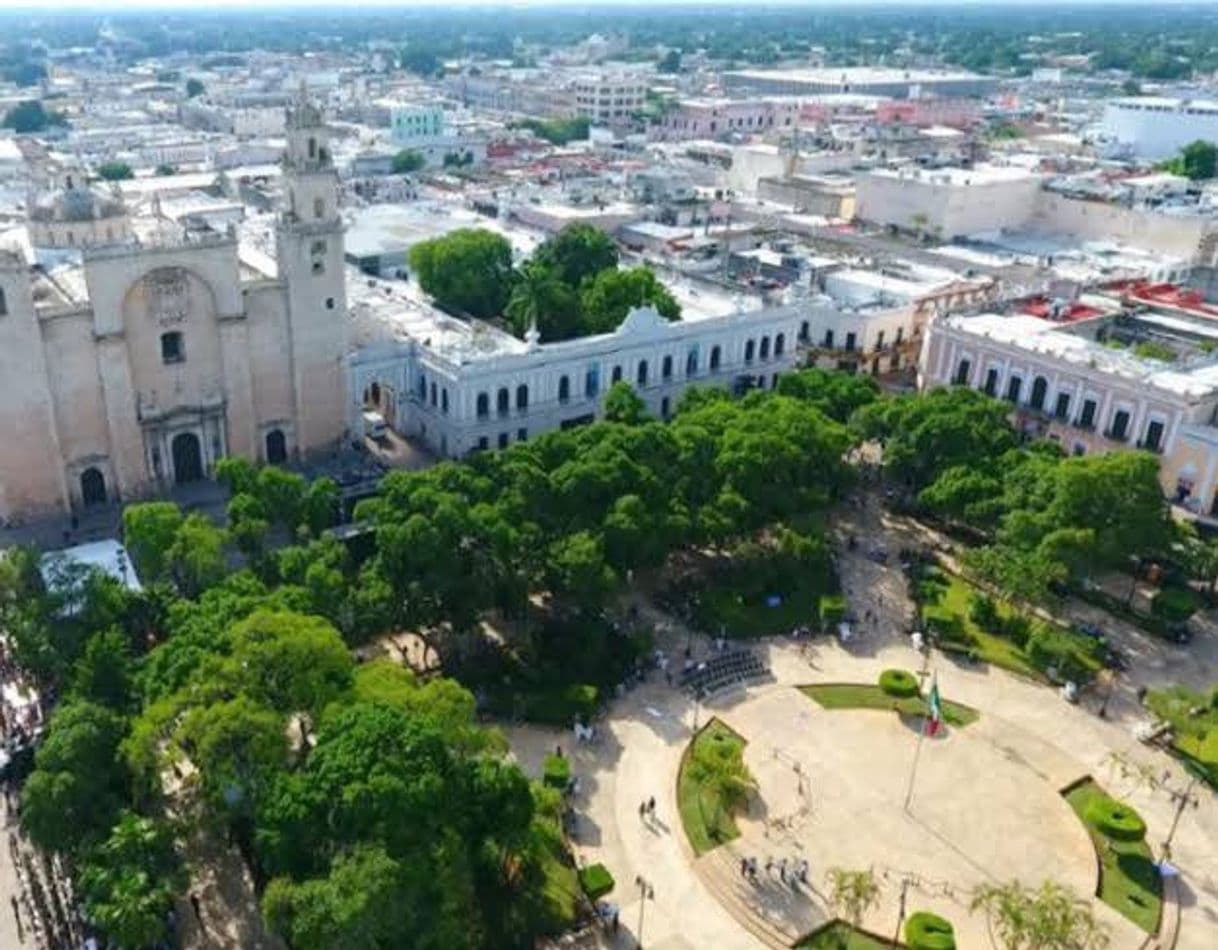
(505, 264), (579, 341)
(685, 731), (754, 842)
(824, 867), (881, 948)
(971, 880), (1108, 950)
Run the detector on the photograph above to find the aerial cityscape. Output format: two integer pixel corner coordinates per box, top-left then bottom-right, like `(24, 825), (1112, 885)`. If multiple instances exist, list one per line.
(3, 2), (1218, 948)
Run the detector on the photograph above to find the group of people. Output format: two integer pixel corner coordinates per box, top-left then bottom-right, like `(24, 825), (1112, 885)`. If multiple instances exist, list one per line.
(739, 854), (810, 888)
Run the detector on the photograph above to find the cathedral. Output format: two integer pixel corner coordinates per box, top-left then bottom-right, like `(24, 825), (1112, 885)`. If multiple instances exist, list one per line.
(0, 99), (348, 522)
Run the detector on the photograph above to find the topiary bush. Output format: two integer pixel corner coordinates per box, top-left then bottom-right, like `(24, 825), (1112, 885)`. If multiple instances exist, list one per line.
(905, 911), (957, 950)
(578, 863), (615, 900)
(1084, 795), (1148, 842)
(542, 753), (571, 790)
(968, 593), (999, 632)
(878, 669), (919, 699)
(819, 593), (846, 628)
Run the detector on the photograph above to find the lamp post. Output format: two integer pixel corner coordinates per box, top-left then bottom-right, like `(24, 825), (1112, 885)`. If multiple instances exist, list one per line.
(1161, 775), (1201, 862)
(890, 877), (910, 948)
(635, 875), (654, 949)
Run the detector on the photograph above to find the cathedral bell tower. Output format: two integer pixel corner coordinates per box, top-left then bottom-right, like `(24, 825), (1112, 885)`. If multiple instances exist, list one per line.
(275, 92), (348, 456)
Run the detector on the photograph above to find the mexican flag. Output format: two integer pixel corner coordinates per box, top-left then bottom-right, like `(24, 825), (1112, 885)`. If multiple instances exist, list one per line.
(925, 674), (943, 737)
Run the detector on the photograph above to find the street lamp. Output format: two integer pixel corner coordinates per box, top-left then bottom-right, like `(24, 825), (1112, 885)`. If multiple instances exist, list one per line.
(1161, 775), (1202, 862)
(634, 875), (654, 949)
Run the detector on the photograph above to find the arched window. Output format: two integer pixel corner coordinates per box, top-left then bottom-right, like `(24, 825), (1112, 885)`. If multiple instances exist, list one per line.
(744, 339), (755, 363)
(368, 381), (381, 405)
(637, 360), (649, 386)
(0, 287), (7, 316)
(775, 333), (785, 357)
(710, 345), (722, 371)
(497, 387), (510, 416)
(314, 197), (325, 219)
(611, 365), (622, 384)
(1029, 376), (1048, 412)
(662, 355), (673, 380)
(686, 349), (698, 377)
(476, 392), (489, 418)
(429, 382), (437, 407)
(759, 336), (770, 360)
(441, 389), (449, 414)
(308, 137), (317, 159)
(80, 468), (106, 507)
(558, 375), (570, 403)
(417, 373), (426, 400)
(265, 429), (287, 465)
(799, 321), (809, 342)
(516, 384), (529, 411)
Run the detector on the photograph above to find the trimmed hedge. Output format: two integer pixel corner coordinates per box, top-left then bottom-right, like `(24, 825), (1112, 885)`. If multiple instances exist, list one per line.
(543, 753), (571, 790)
(1085, 796), (1148, 842)
(905, 911), (956, 950)
(878, 669), (919, 699)
(578, 863), (615, 900)
(1151, 587), (1201, 624)
(819, 593), (846, 627)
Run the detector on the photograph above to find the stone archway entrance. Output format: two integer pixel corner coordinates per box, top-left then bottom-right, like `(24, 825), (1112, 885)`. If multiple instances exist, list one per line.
(265, 429), (287, 465)
(172, 432), (204, 484)
(80, 468), (107, 506)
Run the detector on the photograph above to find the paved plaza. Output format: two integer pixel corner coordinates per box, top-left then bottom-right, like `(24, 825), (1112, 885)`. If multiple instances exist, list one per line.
(506, 508), (1218, 949)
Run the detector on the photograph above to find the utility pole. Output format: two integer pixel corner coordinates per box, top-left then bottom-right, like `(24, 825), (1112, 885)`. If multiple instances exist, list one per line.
(1161, 775), (1201, 862)
(890, 877), (910, 948)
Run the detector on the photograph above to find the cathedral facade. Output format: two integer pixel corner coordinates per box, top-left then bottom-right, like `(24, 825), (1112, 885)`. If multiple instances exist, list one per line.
(0, 100), (347, 523)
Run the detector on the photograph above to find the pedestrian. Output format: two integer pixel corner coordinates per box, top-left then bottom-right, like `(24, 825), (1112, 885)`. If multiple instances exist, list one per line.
(648, 796), (656, 816)
(740, 857), (748, 876)
(779, 857), (787, 882)
(10, 895), (20, 942)
(612, 910), (620, 932)
(639, 801), (646, 821)
(765, 857), (773, 874)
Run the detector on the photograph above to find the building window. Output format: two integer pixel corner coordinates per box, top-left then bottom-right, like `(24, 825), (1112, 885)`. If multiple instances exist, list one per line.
(774, 333), (785, 357)
(953, 359), (971, 386)
(1109, 409), (1131, 442)
(161, 331), (185, 364)
(895, 326), (904, 344)
(686, 348), (698, 377)
(875, 331), (885, 352)
(80, 467), (107, 507)
(1054, 392), (1070, 420)
(265, 429), (287, 464)
(312, 260), (324, 276)
(710, 345), (721, 371)
(497, 387), (510, 417)
(845, 332), (856, 352)
(0, 287), (6, 316)
(314, 197), (325, 219)
(558, 375), (570, 403)
(611, 365), (622, 384)
(586, 365), (600, 398)
(476, 392), (489, 418)
(498, 432), (509, 449)
(823, 329), (834, 348)
(326, 297), (335, 310)
(308, 137), (317, 159)
(517, 428), (527, 442)
(662, 355), (673, 380)
(430, 382), (437, 407)
(983, 368), (998, 397)
(442, 389), (449, 414)
(478, 436), (489, 451)
(798, 321), (809, 342)
(661, 396), (671, 418)
(744, 339), (755, 363)
(636, 360), (649, 386)
(1029, 376), (1048, 411)
(1005, 376), (1022, 404)
(760, 337), (770, 360)
(516, 384), (529, 411)
(1079, 399), (1097, 429)
(1144, 419), (1165, 451)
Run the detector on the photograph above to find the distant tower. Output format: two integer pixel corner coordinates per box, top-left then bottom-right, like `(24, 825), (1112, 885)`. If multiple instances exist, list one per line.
(275, 91), (348, 457)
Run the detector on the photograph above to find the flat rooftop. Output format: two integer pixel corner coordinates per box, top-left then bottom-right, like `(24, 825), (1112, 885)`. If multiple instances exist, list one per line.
(726, 67), (990, 85)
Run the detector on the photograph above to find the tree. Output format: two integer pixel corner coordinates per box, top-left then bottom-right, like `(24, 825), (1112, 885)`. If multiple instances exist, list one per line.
(392, 149), (426, 174)
(123, 502), (184, 582)
(658, 49), (683, 73)
(824, 867), (881, 946)
(504, 262), (582, 341)
(579, 266), (681, 333)
(167, 513), (227, 597)
(2, 100), (66, 134)
(971, 880), (1108, 950)
(409, 228), (514, 320)
(185, 78), (205, 98)
(78, 812), (183, 949)
(96, 161), (133, 181)
(1176, 140), (1217, 180)
(154, 163), (178, 176)
(22, 702), (130, 854)
(400, 45), (440, 78)
(72, 628), (133, 710)
(602, 382), (648, 425)
(544, 531), (616, 609)
(685, 730), (754, 840)
(531, 223), (619, 289)
(776, 368), (880, 423)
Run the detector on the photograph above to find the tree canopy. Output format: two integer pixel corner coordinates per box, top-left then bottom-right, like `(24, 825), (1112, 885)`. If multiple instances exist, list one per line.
(409, 228), (514, 320)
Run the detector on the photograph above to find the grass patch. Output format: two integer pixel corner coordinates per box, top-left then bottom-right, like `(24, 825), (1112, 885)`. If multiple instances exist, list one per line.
(694, 585), (822, 639)
(1144, 685), (1218, 789)
(678, 719), (749, 855)
(532, 786), (583, 932)
(578, 863), (615, 900)
(801, 683), (979, 728)
(918, 569), (1101, 683)
(1063, 779), (1162, 934)
(797, 922), (889, 949)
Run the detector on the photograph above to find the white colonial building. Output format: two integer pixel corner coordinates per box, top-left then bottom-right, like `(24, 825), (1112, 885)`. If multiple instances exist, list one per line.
(349, 298), (804, 459)
(0, 99), (348, 522)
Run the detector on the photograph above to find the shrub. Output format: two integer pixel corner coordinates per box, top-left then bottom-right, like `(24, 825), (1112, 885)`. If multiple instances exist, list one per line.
(878, 669), (919, 699)
(578, 863), (615, 900)
(542, 754), (571, 790)
(1200, 728), (1218, 765)
(905, 911), (957, 950)
(819, 593), (846, 628)
(1026, 626), (1091, 684)
(1084, 796), (1147, 842)
(968, 594), (999, 631)
(521, 683), (599, 725)
(1151, 587), (1201, 624)
(1000, 614), (1032, 648)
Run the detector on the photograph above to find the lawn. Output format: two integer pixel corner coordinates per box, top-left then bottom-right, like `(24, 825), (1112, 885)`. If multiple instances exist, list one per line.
(678, 719), (749, 855)
(801, 683), (979, 728)
(532, 788), (584, 931)
(694, 585), (822, 639)
(1144, 685), (1218, 789)
(1063, 779), (1162, 934)
(797, 922), (889, 949)
(918, 569), (1102, 684)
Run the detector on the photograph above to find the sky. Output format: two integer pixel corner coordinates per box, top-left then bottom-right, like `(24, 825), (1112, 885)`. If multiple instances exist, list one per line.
(0, 0), (1161, 9)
